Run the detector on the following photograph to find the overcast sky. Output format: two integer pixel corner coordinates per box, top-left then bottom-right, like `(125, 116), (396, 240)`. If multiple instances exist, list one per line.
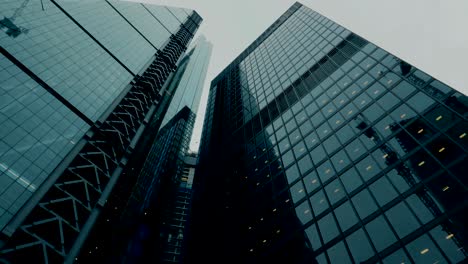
(127, 0), (468, 152)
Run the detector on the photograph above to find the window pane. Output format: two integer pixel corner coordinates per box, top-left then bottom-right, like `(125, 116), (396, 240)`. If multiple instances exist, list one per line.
(346, 228), (374, 263)
(335, 201), (358, 231)
(365, 216), (397, 251)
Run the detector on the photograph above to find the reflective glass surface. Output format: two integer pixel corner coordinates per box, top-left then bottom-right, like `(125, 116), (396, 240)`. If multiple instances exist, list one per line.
(198, 2), (468, 263)
(0, 54), (88, 229)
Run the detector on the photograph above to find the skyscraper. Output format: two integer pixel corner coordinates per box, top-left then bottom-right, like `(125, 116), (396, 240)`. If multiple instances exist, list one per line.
(0, 1), (204, 263)
(190, 2), (468, 263)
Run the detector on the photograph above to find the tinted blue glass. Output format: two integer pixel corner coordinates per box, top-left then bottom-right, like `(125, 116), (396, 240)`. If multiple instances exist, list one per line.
(1, 0), (133, 121)
(0, 54), (88, 229)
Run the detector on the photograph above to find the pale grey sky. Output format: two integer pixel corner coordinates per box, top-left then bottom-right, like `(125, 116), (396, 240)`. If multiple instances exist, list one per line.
(127, 0), (468, 152)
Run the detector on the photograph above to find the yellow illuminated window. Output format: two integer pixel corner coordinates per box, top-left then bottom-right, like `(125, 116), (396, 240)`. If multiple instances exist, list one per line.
(446, 233), (454, 239)
(418, 161), (425, 166)
(460, 133), (466, 139)
(442, 186), (450, 192)
(417, 129), (424, 134)
(438, 147), (445, 153)
(436, 115), (443, 121)
(420, 248), (429, 255)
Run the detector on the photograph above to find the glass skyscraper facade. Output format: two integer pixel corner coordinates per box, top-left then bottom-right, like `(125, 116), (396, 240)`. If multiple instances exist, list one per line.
(191, 2), (467, 264)
(0, 1), (203, 263)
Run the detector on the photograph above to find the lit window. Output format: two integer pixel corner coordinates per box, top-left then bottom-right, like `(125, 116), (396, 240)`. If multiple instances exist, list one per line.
(366, 165), (372, 171)
(272, 208), (277, 212)
(276, 229), (281, 234)
(459, 133), (466, 139)
(285, 199), (290, 203)
(435, 115), (443, 121)
(249, 249), (254, 252)
(446, 233), (454, 239)
(263, 240), (267, 243)
(417, 129), (424, 134)
(253, 156), (257, 159)
(442, 186), (450, 192)
(383, 153), (389, 158)
(418, 161), (425, 166)
(438, 147), (445, 153)
(420, 248), (429, 255)
(400, 113), (406, 119)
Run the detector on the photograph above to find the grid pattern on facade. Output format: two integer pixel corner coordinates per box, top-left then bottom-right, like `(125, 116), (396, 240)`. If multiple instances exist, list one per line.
(196, 3), (468, 264)
(0, 11), (198, 263)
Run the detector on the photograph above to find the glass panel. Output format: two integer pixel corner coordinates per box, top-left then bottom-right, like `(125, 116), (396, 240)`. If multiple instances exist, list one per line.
(351, 189), (377, 219)
(290, 180), (306, 203)
(346, 228), (374, 263)
(369, 176), (398, 207)
(1, 1), (133, 121)
(340, 167), (363, 194)
(0, 55), (88, 229)
(328, 241), (352, 264)
(318, 213), (339, 243)
(382, 249), (411, 264)
(60, 1), (156, 73)
(335, 201), (358, 232)
(295, 200), (313, 225)
(429, 225), (467, 263)
(305, 224), (322, 250)
(385, 202), (420, 238)
(365, 216), (397, 251)
(406, 234), (448, 264)
(325, 179), (345, 205)
(310, 190), (329, 216)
